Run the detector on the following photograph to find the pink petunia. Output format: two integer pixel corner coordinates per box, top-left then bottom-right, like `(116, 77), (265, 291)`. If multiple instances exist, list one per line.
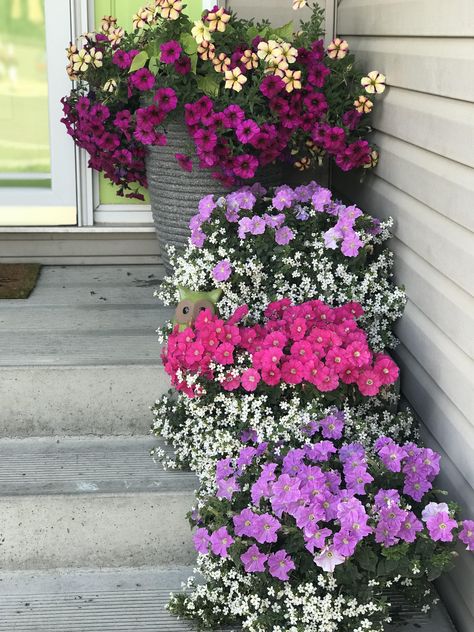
(214, 342), (235, 365)
(241, 368), (261, 392)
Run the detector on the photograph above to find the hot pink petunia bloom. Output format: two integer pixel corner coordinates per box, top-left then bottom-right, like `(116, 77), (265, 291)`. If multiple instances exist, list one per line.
(241, 368), (261, 392)
(130, 68), (155, 91)
(214, 342), (235, 365)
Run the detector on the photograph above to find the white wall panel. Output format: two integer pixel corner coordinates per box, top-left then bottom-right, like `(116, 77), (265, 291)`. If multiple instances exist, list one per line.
(337, 3), (474, 629)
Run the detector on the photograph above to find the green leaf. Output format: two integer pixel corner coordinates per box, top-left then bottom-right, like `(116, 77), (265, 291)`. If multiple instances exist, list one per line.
(129, 50), (149, 73)
(180, 33), (198, 55)
(358, 548), (378, 573)
(196, 72), (221, 97)
(189, 53), (198, 74)
(270, 20), (294, 41)
(149, 55), (160, 75)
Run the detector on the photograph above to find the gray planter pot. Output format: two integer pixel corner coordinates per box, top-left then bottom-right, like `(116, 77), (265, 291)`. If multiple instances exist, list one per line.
(146, 121), (283, 271)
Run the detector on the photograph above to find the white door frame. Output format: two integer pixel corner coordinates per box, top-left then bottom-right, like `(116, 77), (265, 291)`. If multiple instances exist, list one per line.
(0, 0), (77, 225)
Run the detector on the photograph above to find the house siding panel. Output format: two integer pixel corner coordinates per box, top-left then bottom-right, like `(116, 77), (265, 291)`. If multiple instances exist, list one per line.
(337, 3), (474, 631)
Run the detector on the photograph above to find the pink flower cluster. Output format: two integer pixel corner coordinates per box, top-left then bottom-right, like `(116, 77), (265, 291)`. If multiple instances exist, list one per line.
(162, 298), (399, 398)
(192, 416), (473, 581)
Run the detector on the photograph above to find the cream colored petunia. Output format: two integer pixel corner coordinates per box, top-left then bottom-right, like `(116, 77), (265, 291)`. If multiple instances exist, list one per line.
(100, 15), (117, 33)
(108, 27), (125, 46)
(282, 68), (301, 92)
(294, 156), (311, 171)
(224, 67), (247, 92)
(66, 42), (77, 60)
(212, 52), (231, 73)
(160, 0), (182, 21)
(361, 71), (386, 94)
(240, 49), (258, 70)
(353, 94), (373, 114)
(198, 40), (216, 61)
(292, 0), (307, 9)
(364, 149), (379, 168)
(132, 7), (154, 30)
(279, 42), (298, 64)
(191, 20), (212, 44)
(327, 38), (349, 60)
(257, 40), (283, 62)
(206, 7), (231, 33)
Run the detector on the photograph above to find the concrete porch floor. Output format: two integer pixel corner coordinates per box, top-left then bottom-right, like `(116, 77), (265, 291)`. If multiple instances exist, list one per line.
(0, 265), (173, 367)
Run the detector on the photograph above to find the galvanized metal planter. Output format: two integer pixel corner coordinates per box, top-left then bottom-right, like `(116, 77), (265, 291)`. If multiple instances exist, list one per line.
(146, 121), (283, 270)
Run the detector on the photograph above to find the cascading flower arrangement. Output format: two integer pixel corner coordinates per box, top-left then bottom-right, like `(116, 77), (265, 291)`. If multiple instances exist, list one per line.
(162, 298), (399, 401)
(61, 2), (385, 198)
(158, 180), (406, 352)
(168, 414), (473, 631)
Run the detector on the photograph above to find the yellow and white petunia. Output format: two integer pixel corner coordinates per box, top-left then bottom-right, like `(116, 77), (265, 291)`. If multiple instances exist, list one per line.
(160, 0), (182, 21)
(292, 0), (307, 9)
(71, 48), (91, 73)
(224, 67), (247, 92)
(212, 52), (231, 73)
(88, 47), (103, 68)
(327, 38), (349, 60)
(257, 40), (283, 62)
(240, 49), (258, 70)
(206, 7), (231, 33)
(191, 20), (212, 44)
(282, 68), (302, 92)
(353, 94), (373, 113)
(279, 42), (298, 64)
(103, 79), (117, 93)
(263, 56), (288, 75)
(361, 71), (386, 94)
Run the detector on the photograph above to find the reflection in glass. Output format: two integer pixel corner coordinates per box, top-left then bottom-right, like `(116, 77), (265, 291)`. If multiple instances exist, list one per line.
(0, 0), (51, 187)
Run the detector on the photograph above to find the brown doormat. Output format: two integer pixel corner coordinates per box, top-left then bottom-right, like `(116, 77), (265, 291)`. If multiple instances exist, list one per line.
(0, 264), (42, 299)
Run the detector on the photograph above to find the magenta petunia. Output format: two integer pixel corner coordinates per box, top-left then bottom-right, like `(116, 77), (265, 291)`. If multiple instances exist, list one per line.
(160, 40), (182, 64)
(154, 87), (178, 112)
(175, 153), (193, 172)
(233, 154), (259, 179)
(260, 75), (285, 98)
(130, 68), (155, 91)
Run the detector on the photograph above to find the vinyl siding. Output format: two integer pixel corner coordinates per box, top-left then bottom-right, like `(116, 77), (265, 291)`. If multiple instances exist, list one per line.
(336, 2), (474, 630)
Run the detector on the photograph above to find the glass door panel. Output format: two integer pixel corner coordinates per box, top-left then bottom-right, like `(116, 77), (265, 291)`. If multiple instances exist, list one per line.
(0, 0), (76, 226)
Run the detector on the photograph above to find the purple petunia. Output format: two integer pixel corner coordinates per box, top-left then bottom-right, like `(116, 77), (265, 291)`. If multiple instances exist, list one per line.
(267, 549), (295, 580)
(212, 259), (232, 282)
(193, 527), (210, 554)
(459, 520), (474, 551)
(426, 511), (458, 542)
(275, 226), (295, 246)
(240, 544), (268, 573)
(209, 526), (234, 557)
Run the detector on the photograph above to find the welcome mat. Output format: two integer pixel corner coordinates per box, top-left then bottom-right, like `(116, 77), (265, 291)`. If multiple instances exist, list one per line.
(0, 264), (41, 299)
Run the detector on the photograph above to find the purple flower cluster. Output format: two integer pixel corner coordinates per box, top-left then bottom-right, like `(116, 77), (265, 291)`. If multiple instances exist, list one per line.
(375, 436), (440, 502)
(187, 181), (379, 256)
(192, 412), (472, 581)
(61, 86), (178, 199)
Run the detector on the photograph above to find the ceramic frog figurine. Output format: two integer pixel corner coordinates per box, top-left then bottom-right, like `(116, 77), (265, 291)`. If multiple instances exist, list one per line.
(174, 286), (222, 331)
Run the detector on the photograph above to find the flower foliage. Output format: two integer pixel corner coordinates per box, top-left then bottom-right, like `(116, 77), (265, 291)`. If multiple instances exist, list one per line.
(162, 297), (399, 400)
(168, 415), (470, 630)
(158, 181), (406, 351)
(61, 3), (385, 197)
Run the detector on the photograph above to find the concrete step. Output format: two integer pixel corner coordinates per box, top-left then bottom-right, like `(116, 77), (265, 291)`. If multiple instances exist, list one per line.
(0, 567), (456, 632)
(0, 265), (173, 437)
(0, 436), (197, 570)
